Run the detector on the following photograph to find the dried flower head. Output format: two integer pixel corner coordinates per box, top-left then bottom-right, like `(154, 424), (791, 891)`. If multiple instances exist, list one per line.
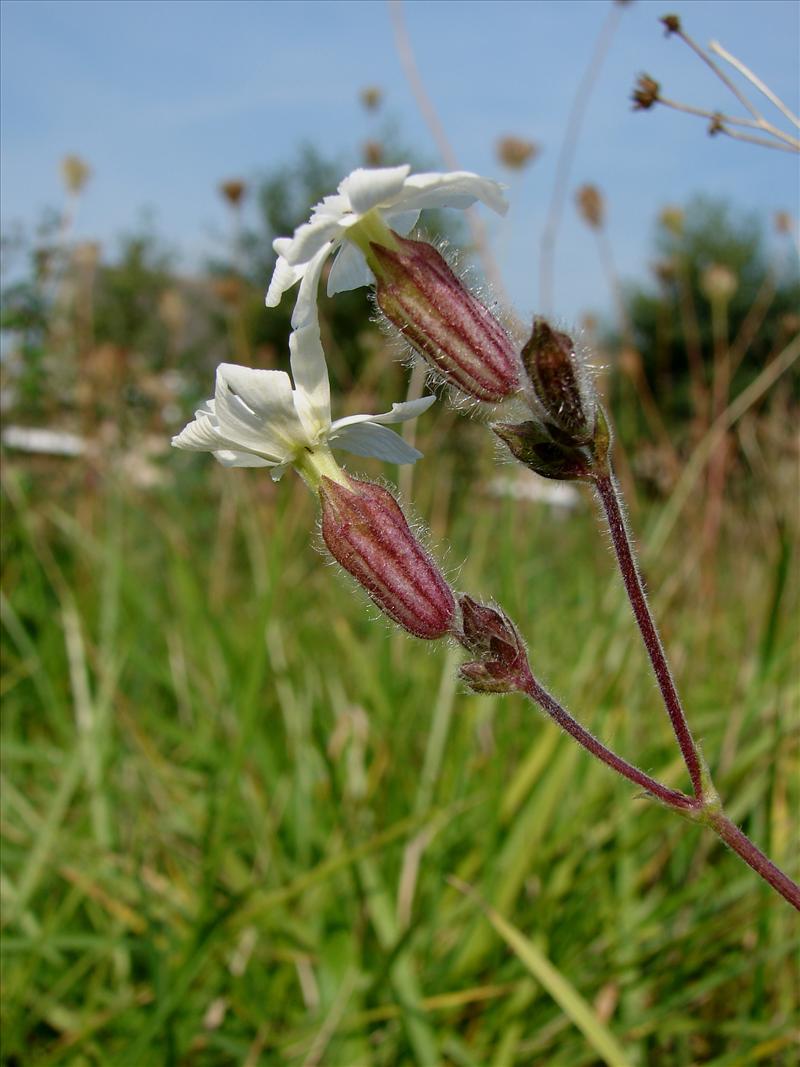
(774, 211), (794, 236)
(659, 206), (684, 236)
(652, 259), (677, 286)
(159, 289), (188, 336)
(212, 276), (244, 307)
(701, 264), (738, 303)
(359, 86), (383, 111)
(660, 13), (682, 35)
(363, 140), (384, 166)
(72, 241), (101, 272)
(576, 184), (605, 229)
(632, 74), (660, 111)
(220, 179), (247, 206)
(496, 136), (540, 170)
(61, 154), (91, 195)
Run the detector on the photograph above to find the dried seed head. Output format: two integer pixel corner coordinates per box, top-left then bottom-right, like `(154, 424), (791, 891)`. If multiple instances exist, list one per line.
(496, 136), (540, 170)
(774, 211), (794, 236)
(211, 276), (244, 306)
(632, 74), (660, 111)
(576, 184), (605, 230)
(659, 206), (684, 236)
(660, 13), (682, 35)
(363, 140), (384, 167)
(701, 264), (737, 303)
(159, 289), (188, 336)
(457, 596), (529, 694)
(220, 179), (247, 206)
(359, 86), (383, 111)
(370, 234), (520, 402)
(319, 475), (456, 641)
(61, 154), (91, 195)
(652, 259), (676, 286)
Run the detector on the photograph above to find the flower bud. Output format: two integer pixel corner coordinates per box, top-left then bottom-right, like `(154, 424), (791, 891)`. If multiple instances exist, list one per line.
(369, 235), (520, 402)
(521, 319), (595, 443)
(456, 596), (529, 693)
(319, 475), (455, 640)
(494, 402), (611, 482)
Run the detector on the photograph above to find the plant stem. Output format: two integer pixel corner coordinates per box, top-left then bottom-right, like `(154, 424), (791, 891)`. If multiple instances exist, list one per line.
(520, 670), (695, 811)
(705, 810), (800, 911)
(593, 471), (704, 798)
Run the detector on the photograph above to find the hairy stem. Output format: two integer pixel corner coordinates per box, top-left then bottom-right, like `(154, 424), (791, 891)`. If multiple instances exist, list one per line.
(593, 471), (704, 797)
(705, 810), (800, 911)
(520, 669), (695, 811)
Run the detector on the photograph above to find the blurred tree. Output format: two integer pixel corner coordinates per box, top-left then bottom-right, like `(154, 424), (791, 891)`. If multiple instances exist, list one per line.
(621, 197), (799, 437)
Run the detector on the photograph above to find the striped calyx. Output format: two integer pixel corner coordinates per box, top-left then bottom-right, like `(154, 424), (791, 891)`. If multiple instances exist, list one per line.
(319, 475), (455, 640)
(369, 235), (519, 402)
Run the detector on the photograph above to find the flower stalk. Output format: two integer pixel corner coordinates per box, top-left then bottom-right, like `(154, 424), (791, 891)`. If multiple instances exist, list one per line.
(592, 470), (704, 798)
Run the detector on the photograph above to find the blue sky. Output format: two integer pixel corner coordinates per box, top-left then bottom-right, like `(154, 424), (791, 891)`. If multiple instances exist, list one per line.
(2, 0), (798, 323)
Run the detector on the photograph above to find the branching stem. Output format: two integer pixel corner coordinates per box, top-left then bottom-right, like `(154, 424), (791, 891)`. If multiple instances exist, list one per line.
(593, 470), (704, 797)
(520, 669), (695, 811)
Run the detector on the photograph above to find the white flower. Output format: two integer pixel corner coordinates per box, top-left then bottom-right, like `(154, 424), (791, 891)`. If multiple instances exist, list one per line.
(265, 165), (508, 328)
(172, 323), (434, 480)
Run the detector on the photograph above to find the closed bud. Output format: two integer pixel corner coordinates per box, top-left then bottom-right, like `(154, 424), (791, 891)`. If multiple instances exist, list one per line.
(457, 595), (529, 694)
(369, 235), (520, 402)
(319, 475), (455, 640)
(521, 319), (595, 443)
(494, 420), (593, 481)
(494, 405), (612, 482)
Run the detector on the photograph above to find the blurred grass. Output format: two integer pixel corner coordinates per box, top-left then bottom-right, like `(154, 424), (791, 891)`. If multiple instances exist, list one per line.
(1, 395), (798, 1066)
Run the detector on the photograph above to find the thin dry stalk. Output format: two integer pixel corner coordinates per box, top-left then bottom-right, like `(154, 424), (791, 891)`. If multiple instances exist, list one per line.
(388, 0), (507, 303)
(539, 1), (626, 315)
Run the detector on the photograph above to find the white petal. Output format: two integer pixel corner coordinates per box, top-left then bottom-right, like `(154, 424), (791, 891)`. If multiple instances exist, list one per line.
(214, 450), (274, 468)
(383, 209), (421, 236)
(395, 171), (508, 216)
(265, 253), (302, 308)
(330, 421), (423, 464)
(280, 216), (342, 267)
(269, 463), (290, 482)
(172, 411), (225, 452)
(330, 395), (435, 432)
(339, 165), (411, 214)
(289, 323), (331, 438)
(291, 245), (330, 329)
(326, 241), (374, 296)
(172, 410), (273, 462)
(310, 193), (349, 220)
(215, 364), (304, 458)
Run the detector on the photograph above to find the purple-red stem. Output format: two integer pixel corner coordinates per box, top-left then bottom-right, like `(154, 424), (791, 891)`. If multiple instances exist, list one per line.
(706, 811), (800, 910)
(594, 471), (704, 798)
(520, 669), (695, 812)
(520, 668), (800, 910)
